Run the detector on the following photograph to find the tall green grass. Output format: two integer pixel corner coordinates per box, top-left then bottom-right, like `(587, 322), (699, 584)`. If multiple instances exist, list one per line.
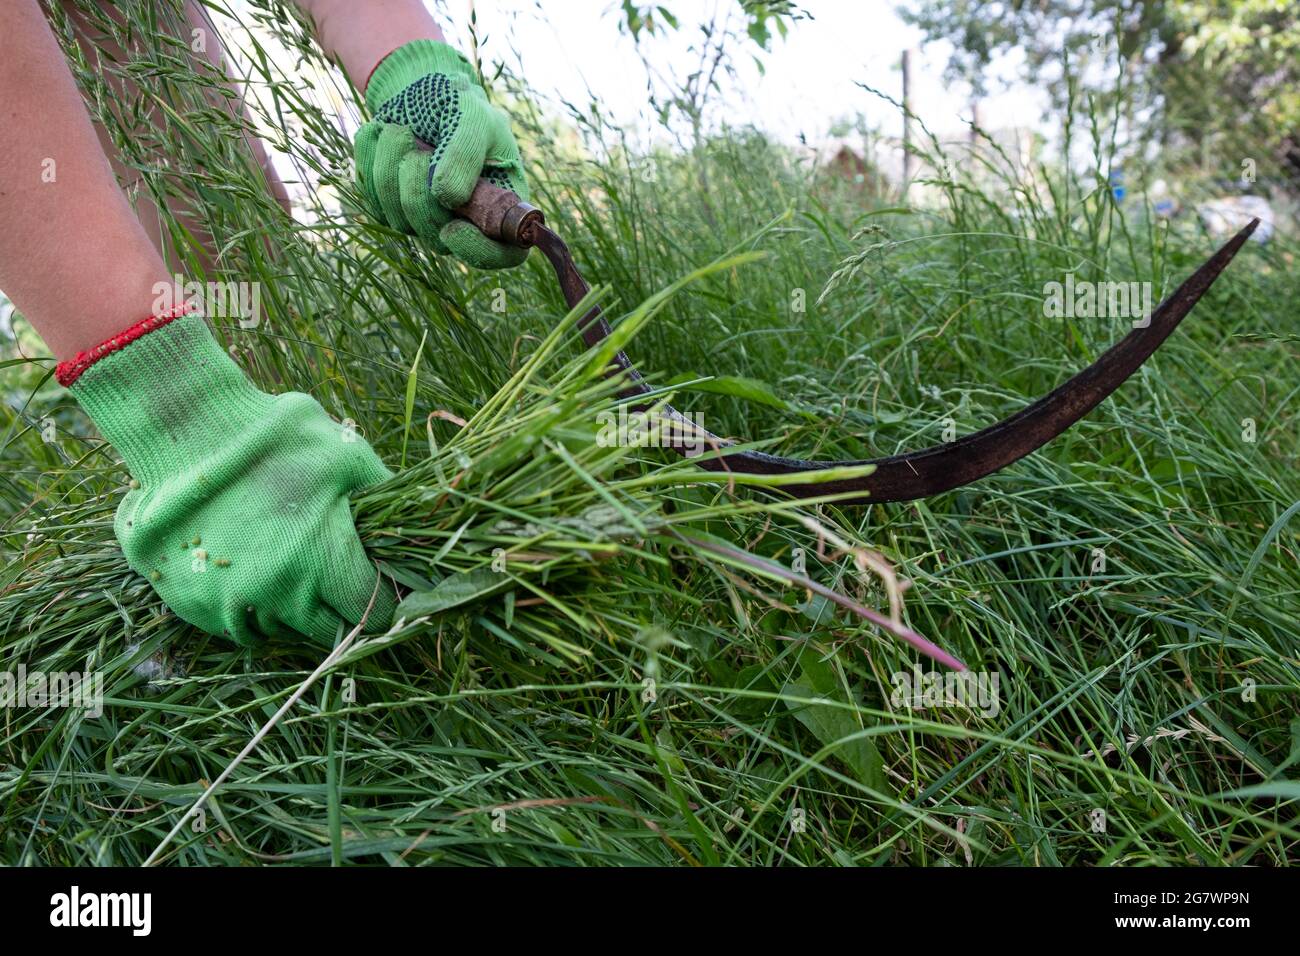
(1, 0), (1297, 865)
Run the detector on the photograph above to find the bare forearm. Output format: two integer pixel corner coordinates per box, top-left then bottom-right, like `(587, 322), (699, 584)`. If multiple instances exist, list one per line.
(0, 0), (172, 361)
(291, 0), (444, 93)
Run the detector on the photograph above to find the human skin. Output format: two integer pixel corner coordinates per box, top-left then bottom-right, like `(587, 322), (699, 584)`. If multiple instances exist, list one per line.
(0, 0), (175, 359)
(290, 0), (445, 91)
(56, 0), (294, 269)
(0, 0), (443, 361)
(0, 0), (439, 645)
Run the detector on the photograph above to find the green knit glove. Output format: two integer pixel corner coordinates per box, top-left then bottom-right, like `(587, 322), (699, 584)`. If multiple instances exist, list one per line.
(63, 312), (397, 648)
(354, 39), (530, 269)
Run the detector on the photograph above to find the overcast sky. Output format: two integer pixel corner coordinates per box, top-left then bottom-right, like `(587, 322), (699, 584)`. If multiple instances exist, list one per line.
(432, 0), (1049, 149)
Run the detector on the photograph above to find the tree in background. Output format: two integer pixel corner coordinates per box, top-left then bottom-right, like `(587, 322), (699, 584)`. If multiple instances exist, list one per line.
(899, 0), (1300, 191)
(616, 1), (808, 146)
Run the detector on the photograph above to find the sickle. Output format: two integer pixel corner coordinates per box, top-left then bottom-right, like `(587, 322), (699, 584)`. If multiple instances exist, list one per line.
(456, 180), (1257, 504)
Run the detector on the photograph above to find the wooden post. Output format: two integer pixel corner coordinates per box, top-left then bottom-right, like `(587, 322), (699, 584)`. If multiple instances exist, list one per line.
(901, 49), (914, 190)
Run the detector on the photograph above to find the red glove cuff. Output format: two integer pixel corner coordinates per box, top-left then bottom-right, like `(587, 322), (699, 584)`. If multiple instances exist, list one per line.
(55, 302), (197, 388)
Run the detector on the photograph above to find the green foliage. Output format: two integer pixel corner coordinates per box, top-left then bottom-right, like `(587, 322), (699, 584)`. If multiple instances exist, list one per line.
(616, 1), (807, 138)
(900, 0), (1300, 188)
(619, 0), (803, 47)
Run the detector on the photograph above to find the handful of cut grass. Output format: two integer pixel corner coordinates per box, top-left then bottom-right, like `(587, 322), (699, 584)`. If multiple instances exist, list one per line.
(2, 273), (956, 675)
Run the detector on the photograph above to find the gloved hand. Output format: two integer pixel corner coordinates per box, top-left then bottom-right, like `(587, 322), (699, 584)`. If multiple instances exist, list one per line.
(354, 39), (530, 269)
(57, 307), (397, 647)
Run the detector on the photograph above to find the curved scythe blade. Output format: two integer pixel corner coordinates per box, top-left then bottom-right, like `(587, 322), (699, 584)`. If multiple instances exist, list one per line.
(530, 218), (1258, 504)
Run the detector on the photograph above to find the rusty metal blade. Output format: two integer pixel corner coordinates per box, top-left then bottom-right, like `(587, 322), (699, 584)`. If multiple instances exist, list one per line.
(530, 218), (1258, 503)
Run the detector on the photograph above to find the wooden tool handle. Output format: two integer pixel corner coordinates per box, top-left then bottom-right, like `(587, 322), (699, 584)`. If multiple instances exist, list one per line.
(453, 178), (544, 246)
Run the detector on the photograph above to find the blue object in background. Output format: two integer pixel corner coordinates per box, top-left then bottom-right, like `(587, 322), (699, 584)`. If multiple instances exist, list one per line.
(1108, 167), (1125, 202)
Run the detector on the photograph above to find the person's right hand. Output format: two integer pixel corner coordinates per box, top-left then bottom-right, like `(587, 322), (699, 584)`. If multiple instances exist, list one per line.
(353, 39), (531, 270)
(59, 307), (397, 647)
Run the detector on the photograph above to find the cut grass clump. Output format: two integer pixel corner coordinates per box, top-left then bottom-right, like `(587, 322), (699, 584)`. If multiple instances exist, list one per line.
(4, 268), (934, 671)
